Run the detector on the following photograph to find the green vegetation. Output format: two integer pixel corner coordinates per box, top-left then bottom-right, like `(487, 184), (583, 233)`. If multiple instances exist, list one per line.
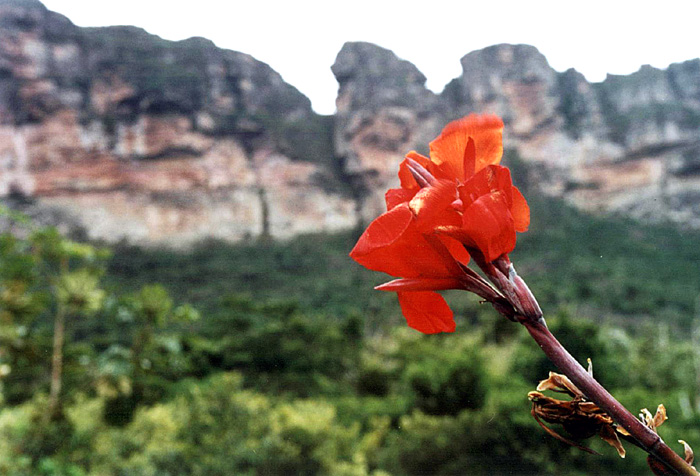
(107, 187), (700, 332)
(2, 190), (700, 474)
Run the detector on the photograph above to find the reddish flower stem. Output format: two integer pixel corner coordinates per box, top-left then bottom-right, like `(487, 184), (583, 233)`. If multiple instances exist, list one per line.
(522, 317), (698, 476)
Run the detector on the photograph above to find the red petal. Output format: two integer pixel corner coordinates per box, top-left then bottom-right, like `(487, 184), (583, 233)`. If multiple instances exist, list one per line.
(437, 235), (471, 266)
(397, 291), (455, 334)
(463, 137), (476, 181)
(429, 115), (503, 182)
(409, 180), (461, 232)
(461, 191), (516, 262)
(398, 151), (432, 189)
(385, 188), (416, 210)
(350, 203), (462, 279)
(512, 186), (530, 232)
(459, 165), (514, 209)
(350, 203), (412, 256)
(491, 166), (515, 207)
(434, 226), (478, 248)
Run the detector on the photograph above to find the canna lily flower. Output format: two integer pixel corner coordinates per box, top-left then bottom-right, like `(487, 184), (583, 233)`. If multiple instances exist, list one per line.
(349, 196), (495, 334)
(385, 114), (529, 261)
(350, 114), (533, 333)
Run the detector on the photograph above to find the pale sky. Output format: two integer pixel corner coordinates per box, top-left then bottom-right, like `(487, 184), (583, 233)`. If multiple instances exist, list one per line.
(41, 0), (699, 115)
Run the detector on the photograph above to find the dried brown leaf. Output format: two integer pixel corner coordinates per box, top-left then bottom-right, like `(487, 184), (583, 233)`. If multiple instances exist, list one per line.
(679, 440), (694, 466)
(599, 423), (626, 458)
(536, 372), (583, 397)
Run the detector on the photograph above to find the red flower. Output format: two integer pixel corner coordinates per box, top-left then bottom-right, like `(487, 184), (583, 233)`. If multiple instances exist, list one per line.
(349, 199), (469, 333)
(350, 114), (530, 333)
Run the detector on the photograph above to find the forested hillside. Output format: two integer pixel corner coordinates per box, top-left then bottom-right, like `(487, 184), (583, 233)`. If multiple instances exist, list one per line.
(2, 185), (700, 475)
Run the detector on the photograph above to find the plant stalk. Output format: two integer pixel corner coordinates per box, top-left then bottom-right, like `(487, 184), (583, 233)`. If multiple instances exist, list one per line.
(522, 317), (698, 476)
(48, 305), (66, 420)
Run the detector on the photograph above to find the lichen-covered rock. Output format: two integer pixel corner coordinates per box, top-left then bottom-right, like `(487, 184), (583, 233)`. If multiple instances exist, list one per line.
(447, 44), (561, 138)
(442, 44), (700, 225)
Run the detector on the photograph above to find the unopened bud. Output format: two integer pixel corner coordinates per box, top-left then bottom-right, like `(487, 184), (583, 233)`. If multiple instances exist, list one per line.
(406, 158), (437, 188)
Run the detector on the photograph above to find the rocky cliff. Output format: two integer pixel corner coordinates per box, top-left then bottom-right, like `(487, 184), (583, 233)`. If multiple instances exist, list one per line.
(0, 0), (355, 245)
(2, 0), (700, 245)
(336, 42), (700, 227)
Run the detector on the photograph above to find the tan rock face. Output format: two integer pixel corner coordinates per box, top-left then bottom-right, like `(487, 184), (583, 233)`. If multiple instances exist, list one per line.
(0, 105), (358, 245)
(1, 108), (358, 246)
(256, 153), (357, 238)
(332, 42), (445, 222)
(0, 1), (359, 245)
(346, 111), (413, 175)
(4, 3), (700, 245)
(39, 189), (263, 246)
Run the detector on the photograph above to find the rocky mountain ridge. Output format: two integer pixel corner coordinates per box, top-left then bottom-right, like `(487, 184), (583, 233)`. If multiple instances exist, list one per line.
(1, 0), (699, 245)
(335, 41), (700, 227)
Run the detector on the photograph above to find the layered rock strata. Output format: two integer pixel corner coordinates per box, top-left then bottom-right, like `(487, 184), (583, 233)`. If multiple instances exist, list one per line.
(336, 42), (700, 226)
(2, 0), (700, 245)
(0, 0), (356, 245)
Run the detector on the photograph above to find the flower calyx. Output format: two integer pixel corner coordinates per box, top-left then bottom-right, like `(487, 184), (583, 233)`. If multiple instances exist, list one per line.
(468, 251), (542, 323)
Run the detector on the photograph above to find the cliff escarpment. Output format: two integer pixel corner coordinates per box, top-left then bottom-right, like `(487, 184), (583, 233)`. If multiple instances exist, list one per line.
(2, 0), (700, 245)
(336, 42), (700, 227)
(0, 0), (356, 245)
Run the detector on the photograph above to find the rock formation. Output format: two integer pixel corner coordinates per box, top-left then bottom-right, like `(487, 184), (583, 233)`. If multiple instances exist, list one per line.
(337, 42), (700, 227)
(2, 0), (700, 245)
(331, 41), (447, 222)
(0, 0), (356, 246)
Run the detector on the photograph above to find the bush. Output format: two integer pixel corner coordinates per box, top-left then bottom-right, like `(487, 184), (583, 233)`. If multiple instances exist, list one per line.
(398, 333), (488, 415)
(90, 372), (371, 475)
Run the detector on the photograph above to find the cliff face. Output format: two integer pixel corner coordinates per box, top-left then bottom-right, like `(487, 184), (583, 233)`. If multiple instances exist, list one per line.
(2, 1), (700, 245)
(449, 45), (700, 225)
(331, 41), (447, 222)
(0, 0), (356, 245)
(337, 42), (700, 227)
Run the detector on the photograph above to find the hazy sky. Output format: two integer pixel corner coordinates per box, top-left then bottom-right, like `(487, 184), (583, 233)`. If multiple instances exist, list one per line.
(41, 0), (699, 115)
